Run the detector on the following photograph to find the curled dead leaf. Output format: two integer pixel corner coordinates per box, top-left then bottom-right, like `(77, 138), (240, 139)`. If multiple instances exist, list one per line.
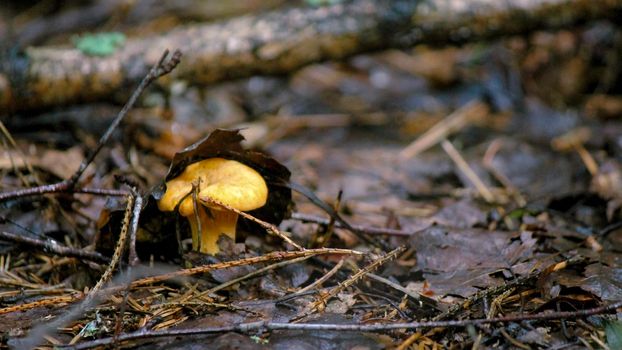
(97, 129), (293, 258)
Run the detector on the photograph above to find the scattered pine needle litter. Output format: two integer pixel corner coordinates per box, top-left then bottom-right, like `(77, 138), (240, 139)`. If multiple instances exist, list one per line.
(0, 248), (362, 316)
(2, 4), (622, 348)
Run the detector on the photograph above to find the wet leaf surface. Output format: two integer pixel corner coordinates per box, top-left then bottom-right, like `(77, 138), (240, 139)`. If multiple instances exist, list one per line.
(579, 264), (622, 302)
(409, 227), (540, 297)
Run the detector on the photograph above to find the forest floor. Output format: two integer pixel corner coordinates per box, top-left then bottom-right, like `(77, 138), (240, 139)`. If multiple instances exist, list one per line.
(1, 2), (622, 349)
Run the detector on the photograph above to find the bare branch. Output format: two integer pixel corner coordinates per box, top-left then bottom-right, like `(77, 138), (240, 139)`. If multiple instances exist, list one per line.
(0, 231), (109, 264)
(59, 300), (622, 350)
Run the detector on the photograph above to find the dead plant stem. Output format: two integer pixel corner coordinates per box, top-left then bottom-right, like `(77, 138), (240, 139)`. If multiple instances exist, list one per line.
(441, 139), (495, 203)
(83, 193), (133, 305)
(295, 246), (406, 320)
(295, 258), (345, 295)
(0, 231), (109, 264)
(189, 255), (312, 301)
(60, 300), (622, 350)
(291, 212), (414, 236)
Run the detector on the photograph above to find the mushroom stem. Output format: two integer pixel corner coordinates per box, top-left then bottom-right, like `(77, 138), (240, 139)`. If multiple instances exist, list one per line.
(188, 208), (239, 254)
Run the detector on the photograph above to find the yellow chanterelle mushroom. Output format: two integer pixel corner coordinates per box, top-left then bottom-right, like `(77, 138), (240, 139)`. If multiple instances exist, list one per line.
(157, 158), (268, 254)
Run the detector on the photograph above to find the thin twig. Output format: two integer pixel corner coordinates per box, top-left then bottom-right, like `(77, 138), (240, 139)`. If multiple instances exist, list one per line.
(295, 246), (406, 320)
(127, 188), (143, 267)
(599, 221), (622, 237)
(83, 193), (134, 305)
(472, 286), (517, 348)
(396, 332), (425, 350)
(291, 212), (414, 236)
(400, 101), (488, 159)
(482, 139), (527, 207)
(551, 127), (599, 175)
(0, 49), (182, 202)
(434, 255), (586, 321)
(0, 121), (42, 187)
(314, 190), (342, 247)
(289, 181), (389, 250)
(0, 231), (109, 264)
(358, 291), (412, 320)
(67, 49), (181, 186)
(295, 258), (346, 295)
(200, 195), (304, 251)
(441, 139), (495, 203)
(366, 272), (421, 302)
(189, 255), (312, 301)
(0, 294), (82, 316)
(192, 181), (202, 251)
(126, 248), (360, 290)
(60, 300), (622, 350)
(72, 188), (128, 197)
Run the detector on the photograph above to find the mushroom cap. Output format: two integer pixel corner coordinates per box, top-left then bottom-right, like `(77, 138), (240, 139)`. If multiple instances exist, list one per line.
(157, 158), (268, 216)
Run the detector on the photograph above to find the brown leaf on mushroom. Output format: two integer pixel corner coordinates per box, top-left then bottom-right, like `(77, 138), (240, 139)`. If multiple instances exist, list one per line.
(97, 129), (292, 257)
(157, 158), (269, 254)
(156, 128), (292, 227)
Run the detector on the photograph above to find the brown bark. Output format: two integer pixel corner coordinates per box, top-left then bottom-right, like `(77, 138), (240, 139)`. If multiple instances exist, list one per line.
(1, 0), (621, 112)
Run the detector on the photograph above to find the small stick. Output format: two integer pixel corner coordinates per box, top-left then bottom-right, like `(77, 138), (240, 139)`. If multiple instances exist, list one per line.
(127, 188), (143, 267)
(289, 181), (388, 249)
(83, 193), (134, 305)
(434, 255), (586, 321)
(295, 246), (406, 320)
(396, 332), (429, 350)
(366, 272), (421, 302)
(59, 300), (622, 350)
(0, 294), (82, 316)
(0, 231), (110, 264)
(574, 145), (599, 176)
(112, 175), (143, 266)
(73, 188), (128, 197)
(200, 195), (305, 251)
(441, 139), (495, 203)
(67, 50), (181, 186)
(188, 255), (312, 301)
(191, 181), (202, 251)
(400, 101), (488, 159)
(482, 139), (527, 207)
(0, 121), (42, 187)
(126, 248), (360, 290)
(295, 258), (346, 295)
(315, 190), (342, 247)
(0, 49), (182, 202)
(551, 127), (599, 175)
(473, 287), (517, 348)
(291, 212), (414, 236)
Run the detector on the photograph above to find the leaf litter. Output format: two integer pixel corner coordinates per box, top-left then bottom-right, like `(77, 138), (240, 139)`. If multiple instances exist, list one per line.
(0, 15), (622, 350)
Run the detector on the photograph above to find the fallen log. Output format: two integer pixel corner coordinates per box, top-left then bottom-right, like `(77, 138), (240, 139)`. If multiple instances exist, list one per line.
(1, 0), (621, 112)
